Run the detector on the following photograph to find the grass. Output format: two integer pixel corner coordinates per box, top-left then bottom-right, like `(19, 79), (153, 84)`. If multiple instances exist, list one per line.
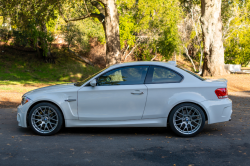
(0, 45), (101, 86)
(0, 85), (38, 93)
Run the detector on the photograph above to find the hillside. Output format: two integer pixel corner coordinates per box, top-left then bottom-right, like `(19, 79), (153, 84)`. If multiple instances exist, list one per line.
(0, 44), (101, 86)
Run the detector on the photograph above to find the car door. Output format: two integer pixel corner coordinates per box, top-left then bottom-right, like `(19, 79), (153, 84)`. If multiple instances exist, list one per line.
(78, 65), (149, 121)
(143, 65), (184, 119)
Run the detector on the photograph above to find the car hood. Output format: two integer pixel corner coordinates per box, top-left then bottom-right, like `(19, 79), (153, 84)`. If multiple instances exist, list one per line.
(23, 83), (76, 97)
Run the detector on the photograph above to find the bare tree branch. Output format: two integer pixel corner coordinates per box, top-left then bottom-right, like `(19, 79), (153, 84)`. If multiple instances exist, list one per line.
(66, 14), (91, 22)
(122, 45), (130, 57)
(58, 2), (68, 22)
(84, 0), (90, 17)
(67, 13), (104, 22)
(183, 45), (197, 71)
(151, 50), (158, 61)
(69, 49), (93, 66)
(57, 0), (105, 23)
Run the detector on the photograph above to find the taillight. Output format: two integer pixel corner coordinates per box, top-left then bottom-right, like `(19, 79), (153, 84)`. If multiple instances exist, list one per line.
(215, 88), (228, 99)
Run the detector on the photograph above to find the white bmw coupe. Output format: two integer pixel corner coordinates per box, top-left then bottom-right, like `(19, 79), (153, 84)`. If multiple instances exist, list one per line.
(17, 61), (232, 137)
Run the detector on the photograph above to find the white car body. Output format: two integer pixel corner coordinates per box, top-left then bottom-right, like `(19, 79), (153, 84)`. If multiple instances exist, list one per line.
(17, 61), (232, 130)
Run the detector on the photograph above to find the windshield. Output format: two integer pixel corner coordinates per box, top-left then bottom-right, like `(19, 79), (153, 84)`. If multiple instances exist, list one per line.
(177, 66), (206, 81)
(74, 67), (109, 86)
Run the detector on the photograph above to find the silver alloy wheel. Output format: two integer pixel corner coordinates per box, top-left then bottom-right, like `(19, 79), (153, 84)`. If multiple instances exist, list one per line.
(31, 106), (59, 134)
(173, 106), (202, 135)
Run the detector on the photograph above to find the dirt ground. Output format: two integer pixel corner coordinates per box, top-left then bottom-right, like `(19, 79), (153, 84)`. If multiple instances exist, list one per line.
(0, 74), (250, 108)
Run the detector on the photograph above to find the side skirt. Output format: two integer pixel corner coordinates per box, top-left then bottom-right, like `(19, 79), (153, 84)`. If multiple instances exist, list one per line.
(65, 118), (167, 127)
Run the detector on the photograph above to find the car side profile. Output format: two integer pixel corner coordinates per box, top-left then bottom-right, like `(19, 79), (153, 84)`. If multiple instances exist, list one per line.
(17, 61), (232, 137)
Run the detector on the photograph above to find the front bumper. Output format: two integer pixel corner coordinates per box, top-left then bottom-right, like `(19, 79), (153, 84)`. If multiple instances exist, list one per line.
(201, 98), (232, 124)
(17, 101), (33, 128)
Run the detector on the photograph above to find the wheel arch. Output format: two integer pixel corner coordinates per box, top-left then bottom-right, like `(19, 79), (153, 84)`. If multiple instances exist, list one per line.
(167, 102), (208, 124)
(26, 100), (66, 127)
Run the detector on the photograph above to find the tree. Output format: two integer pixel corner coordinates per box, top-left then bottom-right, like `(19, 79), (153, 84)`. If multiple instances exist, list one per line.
(1, 0), (58, 57)
(59, 0), (121, 66)
(200, 0), (229, 76)
(118, 0), (182, 61)
(223, 0), (250, 66)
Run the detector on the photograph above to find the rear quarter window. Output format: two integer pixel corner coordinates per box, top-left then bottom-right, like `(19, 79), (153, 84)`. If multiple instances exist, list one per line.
(145, 66), (183, 84)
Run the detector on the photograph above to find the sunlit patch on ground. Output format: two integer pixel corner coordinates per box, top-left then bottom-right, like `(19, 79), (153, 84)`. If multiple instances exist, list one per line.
(205, 74), (250, 92)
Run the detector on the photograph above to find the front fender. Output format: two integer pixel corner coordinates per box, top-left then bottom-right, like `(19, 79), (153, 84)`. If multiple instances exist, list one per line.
(28, 92), (78, 120)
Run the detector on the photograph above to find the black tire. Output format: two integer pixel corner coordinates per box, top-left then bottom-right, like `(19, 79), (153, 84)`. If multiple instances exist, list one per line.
(169, 103), (205, 137)
(28, 102), (63, 136)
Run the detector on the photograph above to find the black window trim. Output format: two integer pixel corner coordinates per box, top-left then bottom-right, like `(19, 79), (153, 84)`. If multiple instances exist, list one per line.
(94, 65), (150, 86)
(144, 65), (184, 84)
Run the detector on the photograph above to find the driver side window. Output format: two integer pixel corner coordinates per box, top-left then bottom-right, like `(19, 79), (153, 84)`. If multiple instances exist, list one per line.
(97, 66), (149, 86)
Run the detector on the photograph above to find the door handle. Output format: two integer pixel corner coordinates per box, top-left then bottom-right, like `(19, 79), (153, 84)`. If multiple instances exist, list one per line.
(65, 99), (76, 102)
(131, 91), (144, 95)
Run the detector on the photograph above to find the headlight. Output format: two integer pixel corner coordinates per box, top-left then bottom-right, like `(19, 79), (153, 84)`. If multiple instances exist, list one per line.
(21, 96), (31, 105)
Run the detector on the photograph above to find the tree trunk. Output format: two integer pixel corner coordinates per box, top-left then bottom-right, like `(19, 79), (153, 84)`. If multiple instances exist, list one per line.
(200, 0), (229, 76)
(59, 0), (121, 67)
(41, 21), (51, 57)
(104, 0), (121, 66)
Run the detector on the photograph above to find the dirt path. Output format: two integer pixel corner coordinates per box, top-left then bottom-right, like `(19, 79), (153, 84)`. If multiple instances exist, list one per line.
(0, 92), (22, 108)
(209, 74), (250, 92)
(0, 84), (44, 108)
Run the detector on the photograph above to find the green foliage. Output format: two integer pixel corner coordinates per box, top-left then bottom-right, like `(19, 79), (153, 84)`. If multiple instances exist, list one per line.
(11, 22), (55, 56)
(224, 1), (250, 66)
(158, 25), (181, 61)
(118, 0), (182, 61)
(58, 0), (105, 49)
(61, 18), (105, 52)
(0, 0), (60, 56)
(46, 11), (59, 33)
(76, 19), (105, 44)
(119, 14), (136, 49)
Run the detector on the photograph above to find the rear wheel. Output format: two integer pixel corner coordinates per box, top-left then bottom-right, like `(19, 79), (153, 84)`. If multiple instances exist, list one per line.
(28, 102), (63, 136)
(169, 103), (205, 137)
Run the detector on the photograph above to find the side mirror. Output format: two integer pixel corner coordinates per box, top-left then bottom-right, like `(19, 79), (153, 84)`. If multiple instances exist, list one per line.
(90, 79), (97, 87)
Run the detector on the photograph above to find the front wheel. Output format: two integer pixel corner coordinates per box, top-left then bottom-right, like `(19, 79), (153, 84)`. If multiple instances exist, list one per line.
(28, 102), (63, 136)
(169, 103), (205, 137)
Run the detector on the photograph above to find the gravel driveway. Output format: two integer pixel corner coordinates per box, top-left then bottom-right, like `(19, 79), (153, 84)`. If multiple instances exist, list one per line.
(0, 92), (249, 166)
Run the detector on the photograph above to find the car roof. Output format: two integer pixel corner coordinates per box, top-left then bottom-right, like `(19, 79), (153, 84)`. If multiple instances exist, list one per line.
(108, 61), (177, 69)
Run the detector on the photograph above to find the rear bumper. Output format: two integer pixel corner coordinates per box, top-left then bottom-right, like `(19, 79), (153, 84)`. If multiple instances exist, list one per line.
(201, 98), (232, 124)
